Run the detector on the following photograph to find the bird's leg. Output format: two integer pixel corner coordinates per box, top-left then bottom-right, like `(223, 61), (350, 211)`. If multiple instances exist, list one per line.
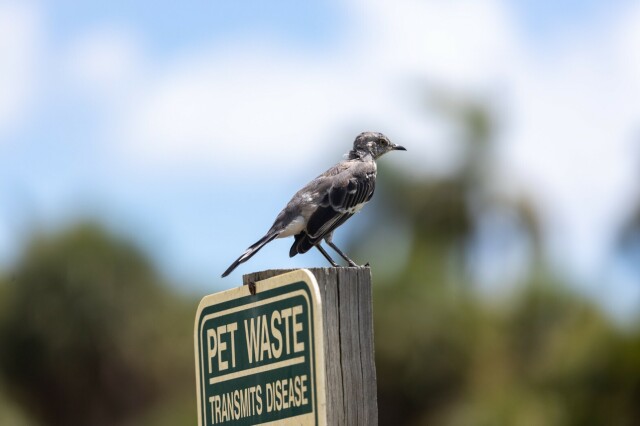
(326, 240), (359, 267)
(315, 244), (339, 267)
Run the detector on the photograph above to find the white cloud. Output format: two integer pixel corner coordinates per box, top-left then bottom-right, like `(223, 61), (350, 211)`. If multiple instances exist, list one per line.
(353, 0), (518, 87)
(0, 1), (41, 137)
(64, 27), (143, 101)
(613, 2), (640, 93)
(114, 40), (446, 177)
(113, 0), (521, 177)
(118, 46), (349, 172)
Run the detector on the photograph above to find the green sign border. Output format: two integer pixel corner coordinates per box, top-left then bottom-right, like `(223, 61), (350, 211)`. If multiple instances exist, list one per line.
(194, 269), (327, 425)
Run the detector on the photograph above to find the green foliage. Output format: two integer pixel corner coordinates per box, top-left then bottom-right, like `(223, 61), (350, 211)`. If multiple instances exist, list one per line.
(0, 224), (196, 426)
(366, 168), (640, 425)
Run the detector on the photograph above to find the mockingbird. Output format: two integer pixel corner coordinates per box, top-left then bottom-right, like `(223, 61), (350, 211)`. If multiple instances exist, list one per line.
(221, 131), (406, 277)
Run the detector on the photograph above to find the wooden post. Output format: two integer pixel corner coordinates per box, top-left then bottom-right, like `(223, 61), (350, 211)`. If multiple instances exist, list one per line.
(243, 267), (378, 426)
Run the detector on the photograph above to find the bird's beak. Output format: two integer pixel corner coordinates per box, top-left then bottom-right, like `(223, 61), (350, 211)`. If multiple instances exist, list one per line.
(392, 144), (407, 151)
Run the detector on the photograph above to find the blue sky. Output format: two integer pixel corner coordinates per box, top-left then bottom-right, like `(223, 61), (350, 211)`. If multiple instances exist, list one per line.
(45, 1), (344, 54)
(1, 0), (639, 317)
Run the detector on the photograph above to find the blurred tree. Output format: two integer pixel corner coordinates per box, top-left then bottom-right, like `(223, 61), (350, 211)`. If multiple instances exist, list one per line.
(0, 274), (35, 426)
(348, 93), (640, 425)
(0, 223), (196, 426)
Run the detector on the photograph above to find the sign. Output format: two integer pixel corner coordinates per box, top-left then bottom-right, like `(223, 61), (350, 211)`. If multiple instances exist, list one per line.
(194, 269), (326, 425)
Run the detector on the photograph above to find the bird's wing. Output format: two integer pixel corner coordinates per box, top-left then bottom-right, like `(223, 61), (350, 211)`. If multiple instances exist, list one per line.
(267, 161), (355, 234)
(304, 167), (375, 244)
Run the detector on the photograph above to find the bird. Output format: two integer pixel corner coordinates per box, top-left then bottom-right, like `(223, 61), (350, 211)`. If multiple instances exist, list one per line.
(221, 131), (406, 278)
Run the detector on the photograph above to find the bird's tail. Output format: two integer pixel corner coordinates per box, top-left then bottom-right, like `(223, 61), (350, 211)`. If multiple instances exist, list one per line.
(289, 233), (314, 256)
(221, 232), (279, 277)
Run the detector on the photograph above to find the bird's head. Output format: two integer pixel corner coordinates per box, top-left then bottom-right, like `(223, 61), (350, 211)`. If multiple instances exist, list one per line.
(350, 131), (406, 160)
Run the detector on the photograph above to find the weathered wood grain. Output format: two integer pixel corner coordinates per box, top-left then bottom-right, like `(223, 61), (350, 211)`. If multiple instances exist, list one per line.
(243, 267), (377, 426)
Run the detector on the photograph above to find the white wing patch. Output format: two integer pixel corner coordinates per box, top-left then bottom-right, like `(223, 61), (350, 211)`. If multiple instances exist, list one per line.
(347, 202), (367, 214)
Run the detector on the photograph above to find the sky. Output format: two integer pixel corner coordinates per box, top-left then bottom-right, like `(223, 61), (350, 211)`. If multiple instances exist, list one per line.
(1, 0), (639, 317)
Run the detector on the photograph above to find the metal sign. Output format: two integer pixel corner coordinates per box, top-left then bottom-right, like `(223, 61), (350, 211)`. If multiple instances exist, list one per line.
(194, 269), (326, 425)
